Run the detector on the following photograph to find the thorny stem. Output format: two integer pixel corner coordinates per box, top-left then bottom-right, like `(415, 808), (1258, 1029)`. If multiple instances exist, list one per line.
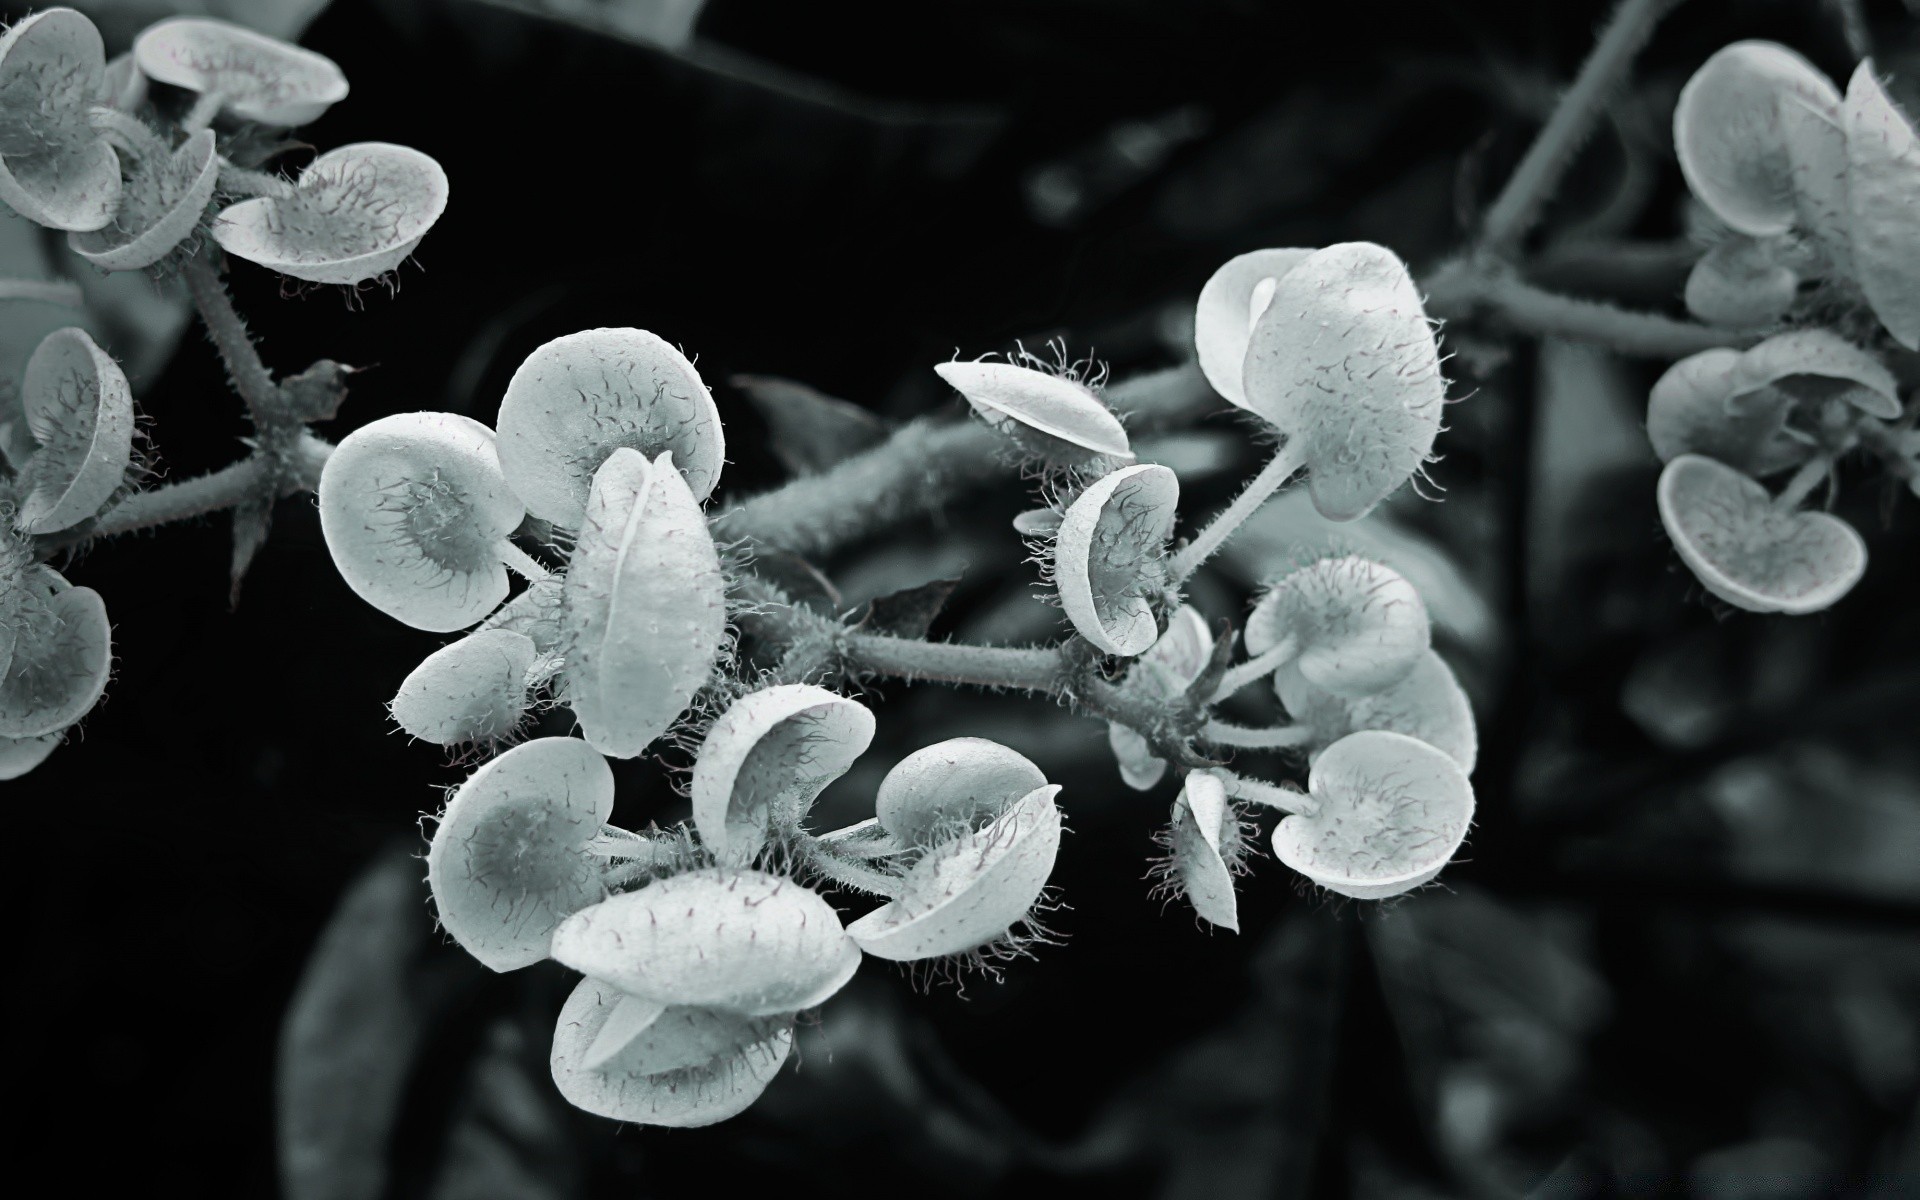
(181, 256), (285, 426)
(1209, 637), (1298, 703)
(1426, 260), (1751, 358)
(1221, 771), (1317, 815)
(1168, 439), (1305, 583)
(1478, 0), (1686, 258)
(498, 541), (552, 582)
(1773, 455), (1831, 511)
(1202, 719), (1314, 750)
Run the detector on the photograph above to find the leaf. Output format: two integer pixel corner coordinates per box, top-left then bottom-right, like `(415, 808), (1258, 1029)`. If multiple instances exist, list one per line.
(857, 574), (961, 640)
(733, 374), (889, 475)
(427, 1015), (583, 1200)
(229, 498), (273, 609)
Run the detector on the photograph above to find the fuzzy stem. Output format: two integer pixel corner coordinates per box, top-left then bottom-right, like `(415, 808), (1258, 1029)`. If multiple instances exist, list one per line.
(1208, 636), (1298, 703)
(842, 629), (1065, 692)
(180, 91), (226, 134)
(181, 256), (285, 425)
(1478, 0), (1686, 258)
(87, 107), (169, 160)
(1221, 771), (1317, 816)
(1773, 456), (1830, 512)
(0, 278), (84, 307)
(498, 541), (552, 582)
(1168, 439), (1305, 583)
(1426, 261), (1748, 358)
(795, 834), (904, 897)
(716, 363), (1215, 558)
(1201, 720), (1314, 750)
(217, 164), (295, 200)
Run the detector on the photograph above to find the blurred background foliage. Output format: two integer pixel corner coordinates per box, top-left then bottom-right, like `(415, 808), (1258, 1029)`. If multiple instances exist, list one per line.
(7, 0), (1920, 1196)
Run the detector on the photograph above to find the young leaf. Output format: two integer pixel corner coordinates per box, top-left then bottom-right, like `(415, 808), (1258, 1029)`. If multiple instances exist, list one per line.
(558, 448), (726, 760)
(689, 685), (876, 862)
(733, 374), (887, 475)
(1673, 41), (1840, 237)
(549, 869), (861, 1015)
(1275, 649), (1477, 773)
(14, 326), (135, 535)
(1054, 463), (1179, 656)
(214, 143), (448, 286)
(856, 574), (961, 641)
(1167, 770), (1241, 932)
(1194, 247), (1316, 408)
(1647, 348), (1814, 477)
(68, 130), (218, 271)
(1843, 62), (1920, 350)
(875, 737), (1048, 849)
(936, 359), (1132, 464)
(1657, 453), (1866, 615)
(496, 329), (725, 526)
(1245, 555), (1431, 697)
(1240, 242), (1444, 522)
(0, 565), (111, 738)
(0, 9), (121, 231)
(1273, 730), (1474, 899)
(425, 737), (617, 972)
(1107, 605), (1212, 791)
(133, 17), (348, 126)
(391, 628), (538, 747)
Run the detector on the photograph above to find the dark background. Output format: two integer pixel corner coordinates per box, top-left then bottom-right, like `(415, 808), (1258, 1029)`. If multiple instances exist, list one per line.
(8, 0), (1920, 1196)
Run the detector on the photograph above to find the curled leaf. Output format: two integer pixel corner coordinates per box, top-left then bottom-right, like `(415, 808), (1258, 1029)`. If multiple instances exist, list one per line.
(690, 684), (876, 863)
(550, 978), (792, 1127)
(214, 143), (448, 285)
(1273, 730), (1474, 899)
(0, 8), (121, 231)
(1647, 348), (1814, 476)
(14, 326), (134, 535)
(1674, 41), (1840, 237)
(0, 566), (109, 738)
(1729, 329), (1900, 419)
(1107, 605), (1212, 791)
(559, 448), (726, 760)
(1245, 555), (1430, 697)
(1275, 649), (1477, 773)
(69, 129), (217, 271)
(425, 736), (616, 971)
(1241, 242), (1444, 521)
(1683, 240), (1799, 328)
(496, 328), (725, 526)
(1843, 62), (1920, 350)
(1166, 770), (1240, 932)
(935, 359), (1132, 464)
(317, 412), (525, 632)
(1053, 463), (1179, 656)
(1657, 453), (1865, 615)
(847, 784), (1063, 963)
(550, 869), (860, 1015)
(1193, 247), (1316, 408)
(875, 736), (1048, 848)
(133, 17), (348, 126)
(390, 628), (538, 746)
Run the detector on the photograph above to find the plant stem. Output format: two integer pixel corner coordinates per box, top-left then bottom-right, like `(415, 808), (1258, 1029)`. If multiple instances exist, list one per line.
(498, 541), (552, 582)
(1478, 0), (1686, 258)
(1168, 439), (1304, 583)
(181, 91), (226, 134)
(716, 363), (1215, 557)
(217, 164), (295, 200)
(1426, 260), (1749, 358)
(1221, 771), (1316, 815)
(1208, 638), (1298, 703)
(181, 256), (285, 425)
(795, 834), (903, 897)
(1773, 456), (1830, 511)
(1202, 720), (1314, 750)
(0, 278), (84, 306)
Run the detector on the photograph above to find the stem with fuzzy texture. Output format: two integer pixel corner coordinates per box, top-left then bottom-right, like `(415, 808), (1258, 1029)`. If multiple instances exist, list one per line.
(1478, 0), (1686, 257)
(1168, 439), (1305, 583)
(795, 834), (904, 897)
(1202, 720), (1314, 750)
(181, 256), (285, 425)
(1208, 637), (1298, 703)
(1426, 260), (1748, 358)
(1221, 771), (1316, 815)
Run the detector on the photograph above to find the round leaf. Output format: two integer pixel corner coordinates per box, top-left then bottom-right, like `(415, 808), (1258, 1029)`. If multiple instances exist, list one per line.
(1647, 348), (1814, 476)
(14, 326), (134, 535)
(1275, 649), (1477, 773)
(214, 143), (447, 285)
(69, 129), (218, 271)
(1657, 453), (1865, 615)
(1245, 554), (1430, 697)
(0, 566), (110, 738)
(0, 8), (121, 231)
(133, 17), (347, 126)
(1274, 730), (1474, 899)
(1683, 241), (1799, 328)
(1169, 770), (1239, 932)
(1844, 62), (1920, 350)
(691, 684), (876, 862)
(875, 736), (1048, 848)
(391, 627), (538, 746)
(934, 360), (1132, 464)
(1673, 41), (1840, 237)
(1053, 463), (1179, 656)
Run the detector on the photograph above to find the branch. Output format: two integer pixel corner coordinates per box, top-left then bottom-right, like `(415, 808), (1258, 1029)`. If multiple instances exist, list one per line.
(1426, 260), (1750, 358)
(1478, 0), (1686, 257)
(181, 256), (285, 426)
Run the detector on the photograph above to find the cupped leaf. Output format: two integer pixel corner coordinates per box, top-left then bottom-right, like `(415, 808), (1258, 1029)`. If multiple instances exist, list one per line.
(69, 129), (217, 271)
(425, 736), (616, 972)
(1275, 649), (1477, 773)
(935, 360), (1132, 464)
(391, 628), (538, 746)
(1657, 453), (1865, 615)
(1647, 348), (1814, 476)
(132, 17), (348, 126)
(1843, 62), (1920, 350)
(1273, 730), (1474, 900)
(496, 329), (725, 526)
(558, 448), (726, 760)
(550, 978), (792, 1128)
(550, 869), (861, 1015)
(1683, 240), (1799, 328)
(14, 326), (134, 534)
(875, 737), (1048, 848)
(1108, 605), (1213, 791)
(1245, 555), (1430, 697)
(691, 684), (876, 863)
(1167, 770), (1240, 932)
(1729, 329), (1900, 419)
(1193, 247), (1316, 408)
(0, 8), (121, 231)
(213, 143), (448, 285)
(1053, 463), (1179, 656)
(1673, 41), (1841, 237)
(0, 731), (59, 779)
(589, 1001), (788, 1079)
(317, 412), (525, 632)
(846, 784), (1063, 963)
(0, 566), (110, 738)
(1241, 242), (1444, 521)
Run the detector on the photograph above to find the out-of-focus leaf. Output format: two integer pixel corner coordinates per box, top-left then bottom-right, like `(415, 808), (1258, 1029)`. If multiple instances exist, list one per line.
(229, 500), (272, 608)
(425, 1015), (582, 1200)
(1530, 339), (1650, 597)
(469, 0), (705, 49)
(750, 548), (843, 614)
(1024, 105), (1209, 228)
(857, 574), (961, 640)
(733, 374), (890, 475)
(69, 0), (335, 46)
(1620, 621), (1824, 750)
